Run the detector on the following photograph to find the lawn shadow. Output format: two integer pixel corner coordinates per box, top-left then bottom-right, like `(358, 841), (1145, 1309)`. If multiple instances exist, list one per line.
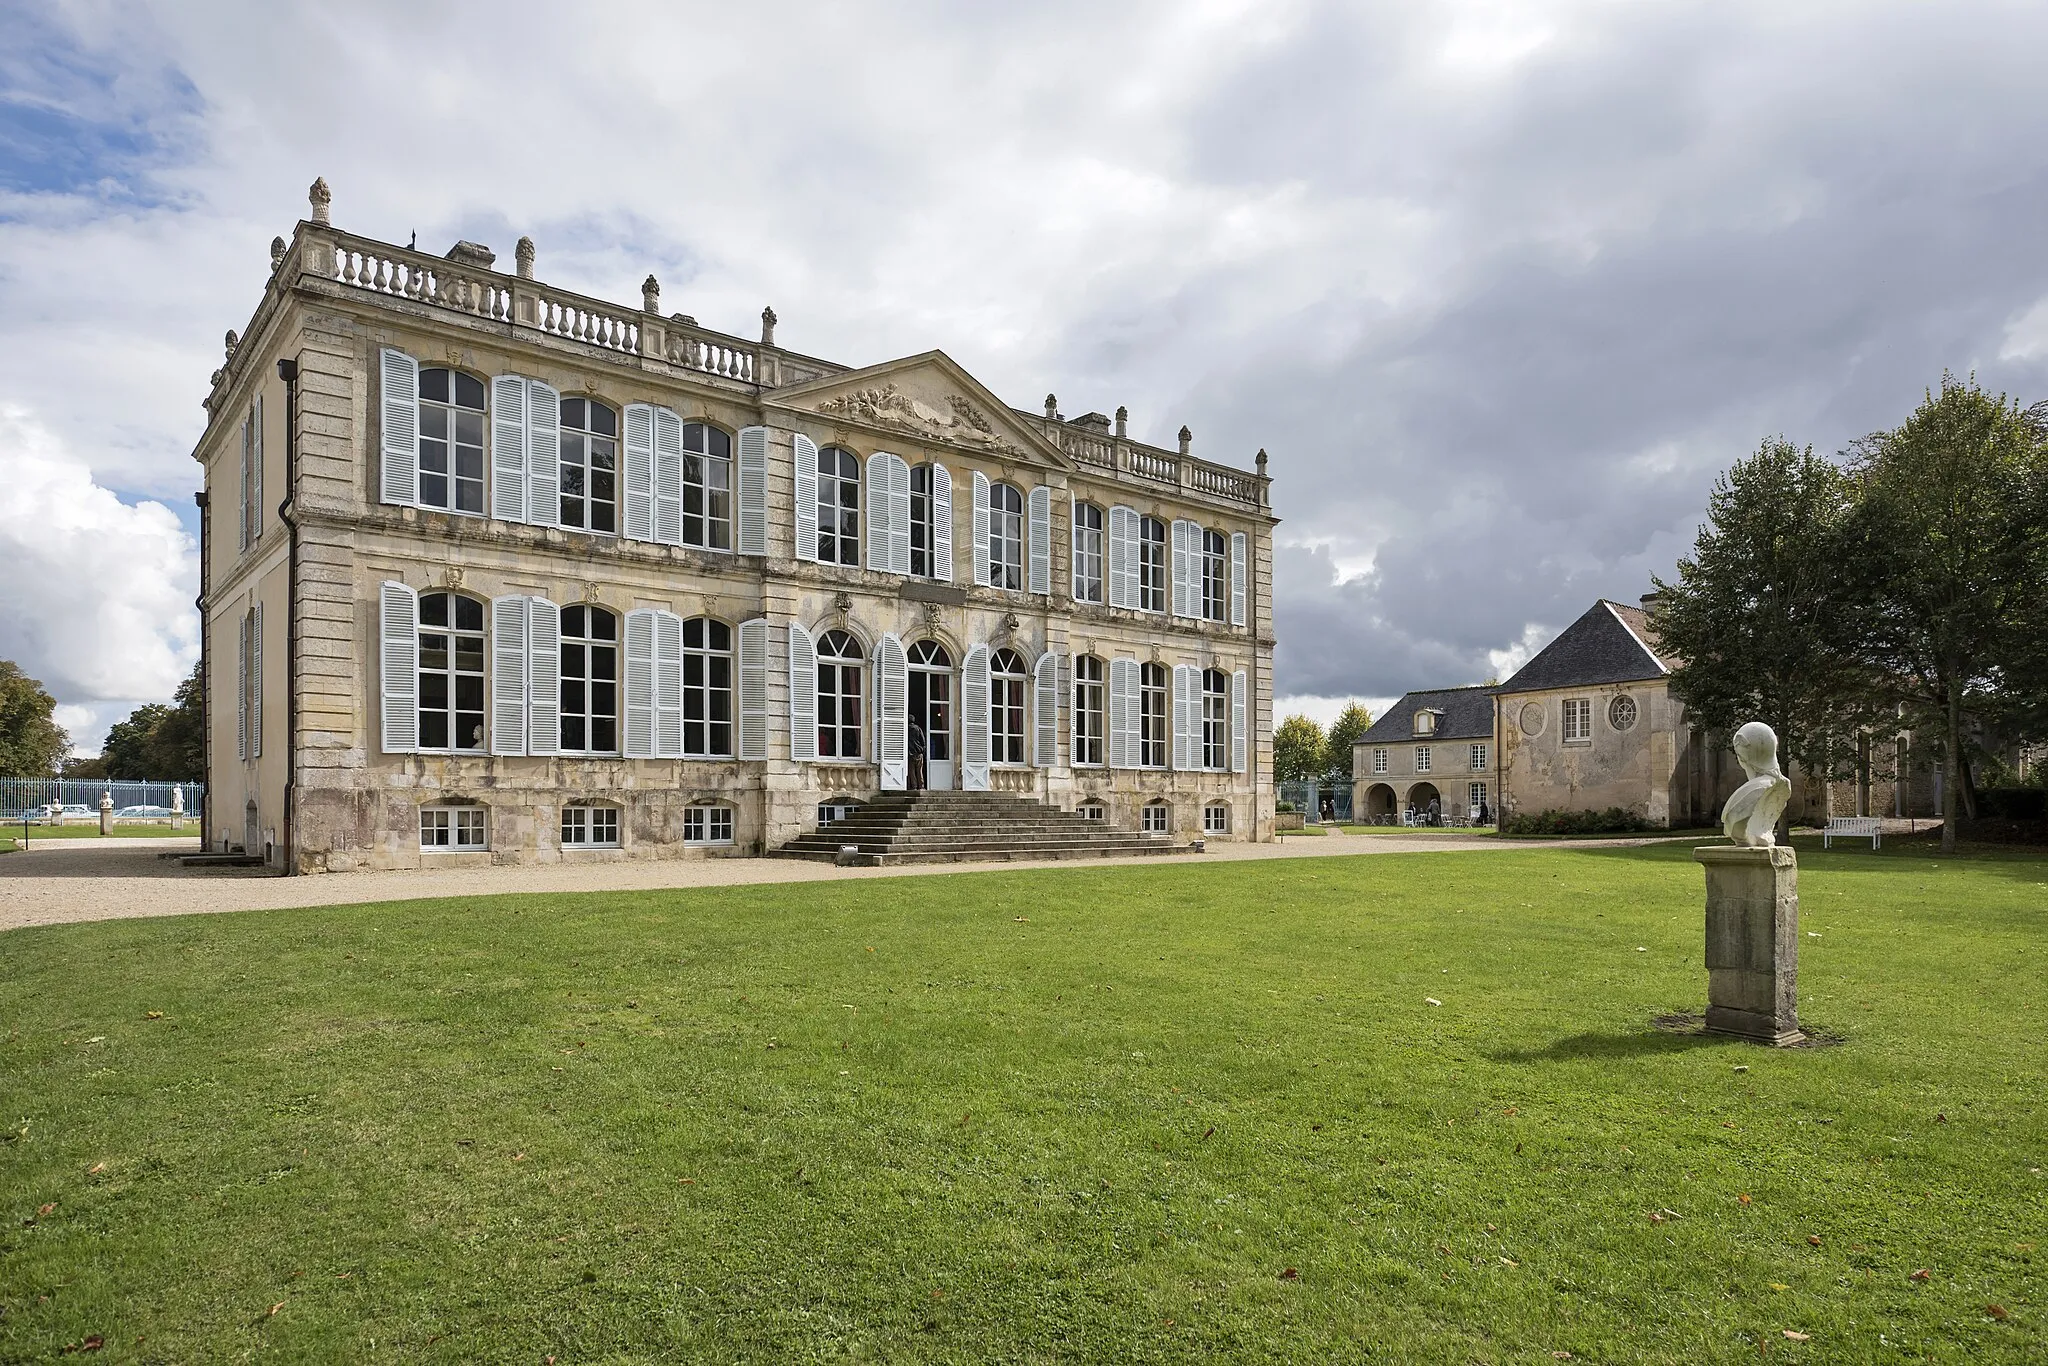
(1488, 1013), (1743, 1064)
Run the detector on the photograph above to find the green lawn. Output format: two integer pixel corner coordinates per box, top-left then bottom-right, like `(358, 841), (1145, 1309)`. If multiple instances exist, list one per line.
(2, 823), (194, 840)
(2, 841), (2042, 1363)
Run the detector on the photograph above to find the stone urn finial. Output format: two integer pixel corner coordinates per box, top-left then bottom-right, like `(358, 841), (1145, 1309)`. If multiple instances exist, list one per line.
(515, 236), (535, 280)
(1115, 405), (1128, 438)
(308, 177), (331, 226)
(1044, 393), (1058, 420)
(1178, 425), (1192, 457)
(641, 275), (661, 313)
(761, 306), (777, 347)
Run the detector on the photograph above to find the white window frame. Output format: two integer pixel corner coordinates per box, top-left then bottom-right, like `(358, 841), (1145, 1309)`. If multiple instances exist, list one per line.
(1202, 802), (1229, 835)
(1072, 654), (1105, 767)
(556, 397), (620, 535)
(818, 799), (861, 826)
(815, 445), (860, 566)
(1139, 661), (1168, 769)
(1073, 501), (1105, 604)
(816, 629), (864, 760)
(1372, 747), (1388, 775)
(684, 804), (735, 846)
(988, 482), (1025, 591)
(418, 590), (488, 753)
(421, 805), (487, 851)
(417, 367), (488, 516)
(561, 803), (621, 848)
(1200, 528), (1226, 622)
(1138, 517), (1167, 613)
(1201, 668), (1228, 771)
(1470, 743), (1489, 771)
(1415, 745), (1432, 774)
(558, 604), (620, 756)
(1468, 782), (1488, 814)
(1563, 698), (1593, 744)
(1078, 800), (1106, 822)
(1608, 694), (1638, 731)
(1141, 801), (1171, 834)
(990, 647), (1029, 765)
(681, 616), (735, 759)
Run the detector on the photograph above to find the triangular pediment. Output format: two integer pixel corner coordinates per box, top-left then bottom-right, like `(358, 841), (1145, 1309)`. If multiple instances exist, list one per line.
(769, 350), (1072, 469)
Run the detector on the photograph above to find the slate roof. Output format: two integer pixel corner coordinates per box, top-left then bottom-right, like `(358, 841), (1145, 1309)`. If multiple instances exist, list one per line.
(1494, 600), (1673, 695)
(1358, 685), (1498, 744)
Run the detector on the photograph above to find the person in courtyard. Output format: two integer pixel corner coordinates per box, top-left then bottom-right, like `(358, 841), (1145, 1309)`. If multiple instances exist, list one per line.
(908, 718), (926, 792)
(1427, 796), (1441, 826)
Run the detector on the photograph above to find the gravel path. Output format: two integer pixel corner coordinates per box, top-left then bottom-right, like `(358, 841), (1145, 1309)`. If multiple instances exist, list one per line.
(0, 829), (1547, 933)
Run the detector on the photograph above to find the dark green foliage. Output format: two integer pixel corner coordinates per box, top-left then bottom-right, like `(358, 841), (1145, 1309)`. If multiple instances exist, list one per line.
(88, 663), (204, 781)
(1273, 714), (1325, 783)
(1499, 806), (1652, 836)
(1322, 702), (1373, 780)
(0, 661), (69, 778)
(1974, 788), (2047, 820)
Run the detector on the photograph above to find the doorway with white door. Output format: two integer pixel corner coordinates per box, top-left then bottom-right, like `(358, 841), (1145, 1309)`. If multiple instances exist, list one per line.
(908, 639), (954, 790)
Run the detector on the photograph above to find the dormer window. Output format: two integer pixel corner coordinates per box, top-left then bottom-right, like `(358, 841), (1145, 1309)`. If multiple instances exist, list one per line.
(1413, 710), (1437, 737)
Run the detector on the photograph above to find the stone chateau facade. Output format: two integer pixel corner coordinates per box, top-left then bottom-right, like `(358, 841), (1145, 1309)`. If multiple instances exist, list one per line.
(198, 181), (1278, 871)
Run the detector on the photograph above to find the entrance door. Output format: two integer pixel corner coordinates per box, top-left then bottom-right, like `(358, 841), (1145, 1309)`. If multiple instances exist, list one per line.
(908, 640), (954, 790)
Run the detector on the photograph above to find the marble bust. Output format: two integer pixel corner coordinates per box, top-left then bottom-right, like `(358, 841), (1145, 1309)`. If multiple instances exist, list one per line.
(1720, 721), (1791, 847)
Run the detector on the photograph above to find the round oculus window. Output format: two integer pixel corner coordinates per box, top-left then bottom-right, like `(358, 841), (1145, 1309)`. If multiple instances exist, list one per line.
(1609, 695), (1638, 731)
(1518, 702), (1546, 737)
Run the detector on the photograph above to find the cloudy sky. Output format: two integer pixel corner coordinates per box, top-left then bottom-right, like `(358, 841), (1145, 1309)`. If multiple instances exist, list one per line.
(6, 0), (2048, 749)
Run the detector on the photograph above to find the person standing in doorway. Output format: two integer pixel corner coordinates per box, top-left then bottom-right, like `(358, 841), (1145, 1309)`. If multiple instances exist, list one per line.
(909, 717), (927, 791)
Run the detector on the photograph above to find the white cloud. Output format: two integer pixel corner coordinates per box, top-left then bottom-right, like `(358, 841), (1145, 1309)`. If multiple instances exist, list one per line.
(1274, 694), (1395, 729)
(0, 406), (198, 742)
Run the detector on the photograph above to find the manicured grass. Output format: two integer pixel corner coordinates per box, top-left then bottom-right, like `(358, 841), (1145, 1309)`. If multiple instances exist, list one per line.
(1340, 825), (1498, 836)
(2, 842), (2043, 1362)
(1276, 824), (1329, 836)
(2, 823), (194, 840)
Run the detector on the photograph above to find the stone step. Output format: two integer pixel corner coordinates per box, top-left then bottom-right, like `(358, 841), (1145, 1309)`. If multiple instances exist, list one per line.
(773, 788), (1194, 864)
(178, 853), (269, 868)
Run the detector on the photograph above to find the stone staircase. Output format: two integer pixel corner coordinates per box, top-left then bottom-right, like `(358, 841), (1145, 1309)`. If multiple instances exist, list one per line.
(772, 791), (1194, 866)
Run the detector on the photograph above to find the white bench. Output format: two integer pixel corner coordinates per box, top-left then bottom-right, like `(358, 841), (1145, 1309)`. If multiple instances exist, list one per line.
(1823, 816), (1882, 849)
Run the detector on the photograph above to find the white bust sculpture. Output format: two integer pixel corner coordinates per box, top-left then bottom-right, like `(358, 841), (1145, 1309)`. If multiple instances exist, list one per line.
(1720, 721), (1791, 847)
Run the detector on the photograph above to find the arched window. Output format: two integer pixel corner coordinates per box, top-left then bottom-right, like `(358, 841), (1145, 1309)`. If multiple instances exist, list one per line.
(990, 647), (1028, 764)
(683, 423), (733, 550)
(683, 617), (733, 757)
(559, 604), (619, 754)
(418, 591), (485, 750)
(816, 629), (864, 758)
(988, 483), (1025, 589)
(1072, 502), (1105, 603)
(1203, 802), (1230, 835)
(558, 398), (618, 533)
(1072, 654), (1105, 767)
(1141, 800), (1171, 834)
(561, 802), (620, 847)
(816, 446), (860, 565)
(1139, 661), (1168, 768)
(1201, 529), (1227, 622)
(1202, 668), (1228, 770)
(908, 639), (952, 770)
(417, 368), (486, 514)
(1138, 516), (1167, 612)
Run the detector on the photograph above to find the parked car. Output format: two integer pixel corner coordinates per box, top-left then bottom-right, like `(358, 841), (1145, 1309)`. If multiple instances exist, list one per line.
(115, 804), (176, 819)
(54, 804), (95, 822)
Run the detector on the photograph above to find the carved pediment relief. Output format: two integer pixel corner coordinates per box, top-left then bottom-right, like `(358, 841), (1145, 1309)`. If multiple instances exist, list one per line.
(774, 350), (1070, 469)
(815, 382), (1019, 455)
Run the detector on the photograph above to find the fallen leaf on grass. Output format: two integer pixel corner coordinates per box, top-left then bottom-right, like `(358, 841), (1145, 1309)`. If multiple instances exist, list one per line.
(1808, 1235), (1823, 1246)
(1909, 1269), (1931, 1282)
(1648, 1212), (1667, 1224)
(1783, 1330), (1809, 1341)
(1277, 1267), (1299, 1280)
(1552, 1353), (1572, 1360)
(1500, 1257), (1519, 1267)
(1738, 1194), (1752, 1206)
(1771, 1283), (1790, 1291)
(268, 1302), (284, 1317)
(59, 1335), (103, 1353)
(38, 1202), (56, 1216)
(86, 1163), (104, 1175)
(1935, 1113), (1947, 1124)
(1201, 1126), (1215, 1141)
(678, 1178), (696, 1185)
(511, 1153), (528, 1162)
(1503, 1107), (1519, 1116)
(144, 1011), (163, 1020)
(1987, 1304), (2009, 1320)
(1425, 998), (1442, 1007)
(1012, 916), (1028, 922)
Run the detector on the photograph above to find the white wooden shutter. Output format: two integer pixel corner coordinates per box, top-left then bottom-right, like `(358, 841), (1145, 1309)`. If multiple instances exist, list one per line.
(971, 471), (991, 587)
(378, 581), (418, 753)
(889, 454), (912, 575)
(527, 380), (560, 529)
(653, 407), (683, 545)
(1231, 668), (1248, 773)
(866, 452), (892, 571)
(251, 599), (263, 757)
(1171, 519), (1194, 618)
(1033, 651), (1057, 767)
(737, 618), (769, 758)
(961, 643), (990, 790)
(1028, 486), (1051, 594)
(736, 426), (769, 556)
(1108, 505), (1137, 608)
(378, 348), (419, 507)
(1230, 531), (1248, 627)
(792, 434), (819, 564)
(930, 461), (953, 581)
(623, 403), (655, 540)
(876, 633), (908, 790)
(1167, 664), (1188, 769)
(1108, 656), (1135, 769)
(490, 375), (528, 523)
(490, 595), (529, 755)
(788, 621), (818, 761)
(623, 608), (656, 758)
(528, 598), (560, 755)
(236, 416), (249, 552)
(654, 610), (683, 758)
(251, 395), (264, 543)
(235, 611), (248, 760)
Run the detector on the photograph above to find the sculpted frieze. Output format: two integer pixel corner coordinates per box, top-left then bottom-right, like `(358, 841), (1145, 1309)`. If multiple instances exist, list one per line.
(814, 382), (1024, 456)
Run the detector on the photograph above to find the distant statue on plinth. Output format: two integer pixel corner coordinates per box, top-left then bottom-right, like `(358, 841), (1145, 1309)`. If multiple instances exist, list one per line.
(1720, 721), (1791, 846)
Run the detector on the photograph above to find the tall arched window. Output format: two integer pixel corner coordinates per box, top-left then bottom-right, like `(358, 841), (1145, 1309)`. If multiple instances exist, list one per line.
(558, 398), (618, 533)
(991, 647), (1028, 764)
(1139, 661), (1167, 768)
(908, 639), (952, 772)
(418, 368), (486, 514)
(816, 446), (860, 565)
(1072, 654), (1105, 766)
(1201, 529), (1227, 622)
(683, 617), (733, 757)
(1202, 667), (1228, 770)
(559, 604), (619, 753)
(418, 591), (486, 750)
(988, 483), (1025, 589)
(1073, 502), (1105, 603)
(817, 629), (864, 758)
(683, 423), (733, 550)
(910, 464), (939, 578)
(1138, 516), (1167, 613)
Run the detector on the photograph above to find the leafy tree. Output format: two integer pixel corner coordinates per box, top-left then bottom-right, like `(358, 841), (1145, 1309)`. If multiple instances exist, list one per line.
(1274, 714), (1325, 783)
(90, 664), (205, 781)
(0, 661), (70, 778)
(1844, 376), (2048, 853)
(102, 704), (175, 779)
(1323, 702), (1374, 780)
(1652, 438), (1876, 817)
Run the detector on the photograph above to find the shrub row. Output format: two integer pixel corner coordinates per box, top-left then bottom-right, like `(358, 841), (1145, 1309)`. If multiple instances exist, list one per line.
(1501, 806), (1652, 836)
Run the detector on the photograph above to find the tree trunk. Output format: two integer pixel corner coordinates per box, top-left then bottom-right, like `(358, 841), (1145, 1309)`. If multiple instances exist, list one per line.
(1941, 678), (1962, 854)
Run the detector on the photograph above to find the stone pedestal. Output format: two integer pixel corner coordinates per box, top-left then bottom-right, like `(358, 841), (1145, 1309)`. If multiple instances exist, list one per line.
(98, 797), (115, 837)
(1694, 845), (1803, 1045)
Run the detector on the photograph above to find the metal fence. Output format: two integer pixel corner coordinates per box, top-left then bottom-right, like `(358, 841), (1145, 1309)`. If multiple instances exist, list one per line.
(1278, 779), (1354, 823)
(0, 778), (204, 821)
